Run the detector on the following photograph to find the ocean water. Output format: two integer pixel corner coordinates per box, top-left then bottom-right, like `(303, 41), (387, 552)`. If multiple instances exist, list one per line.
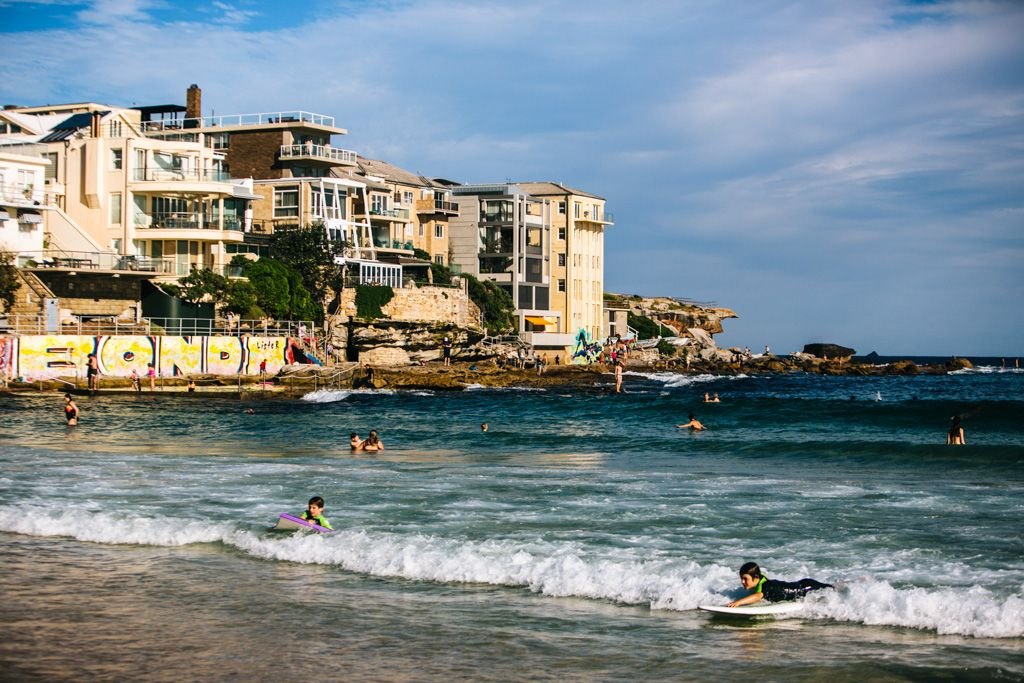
(1, 367), (1022, 681)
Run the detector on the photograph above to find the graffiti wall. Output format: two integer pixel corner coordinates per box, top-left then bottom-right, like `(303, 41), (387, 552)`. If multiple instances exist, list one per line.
(571, 328), (602, 365)
(6, 335), (292, 380)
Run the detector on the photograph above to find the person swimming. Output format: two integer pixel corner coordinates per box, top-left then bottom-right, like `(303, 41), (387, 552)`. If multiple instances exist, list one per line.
(677, 413), (706, 431)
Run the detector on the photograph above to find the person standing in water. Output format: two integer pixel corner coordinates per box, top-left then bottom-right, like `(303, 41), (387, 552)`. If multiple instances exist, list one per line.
(63, 394), (79, 425)
(947, 416), (966, 445)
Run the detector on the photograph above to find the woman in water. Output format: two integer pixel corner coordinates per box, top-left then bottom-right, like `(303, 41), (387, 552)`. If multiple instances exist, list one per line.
(63, 394), (79, 426)
(947, 416), (966, 445)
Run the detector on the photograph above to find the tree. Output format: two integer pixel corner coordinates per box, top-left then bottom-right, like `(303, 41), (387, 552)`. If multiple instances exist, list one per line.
(0, 252), (18, 313)
(269, 224), (345, 315)
(173, 268), (229, 307)
(464, 273), (515, 334)
(242, 258), (319, 321)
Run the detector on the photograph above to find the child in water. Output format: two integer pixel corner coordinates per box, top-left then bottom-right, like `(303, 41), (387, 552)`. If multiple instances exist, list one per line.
(725, 561), (832, 607)
(299, 496), (332, 529)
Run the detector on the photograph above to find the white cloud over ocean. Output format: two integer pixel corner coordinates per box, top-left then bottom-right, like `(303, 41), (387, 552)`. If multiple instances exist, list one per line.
(1, 0), (1022, 354)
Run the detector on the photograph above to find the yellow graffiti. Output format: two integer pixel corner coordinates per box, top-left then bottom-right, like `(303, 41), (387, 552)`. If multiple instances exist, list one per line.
(14, 335), (289, 377)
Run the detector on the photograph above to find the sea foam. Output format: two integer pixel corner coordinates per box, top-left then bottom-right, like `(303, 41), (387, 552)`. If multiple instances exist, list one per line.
(4, 505), (1021, 639)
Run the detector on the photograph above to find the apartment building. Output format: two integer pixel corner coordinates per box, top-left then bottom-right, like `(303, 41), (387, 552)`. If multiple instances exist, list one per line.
(1, 101), (258, 276)
(516, 182), (613, 344)
(335, 158), (456, 266)
(449, 183), (568, 344)
(0, 144), (52, 257)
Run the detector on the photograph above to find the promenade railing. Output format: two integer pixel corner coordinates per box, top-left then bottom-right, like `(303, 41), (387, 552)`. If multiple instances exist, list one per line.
(1, 315), (320, 339)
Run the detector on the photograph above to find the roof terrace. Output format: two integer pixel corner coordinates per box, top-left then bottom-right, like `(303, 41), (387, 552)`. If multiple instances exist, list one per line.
(141, 111), (346, 134)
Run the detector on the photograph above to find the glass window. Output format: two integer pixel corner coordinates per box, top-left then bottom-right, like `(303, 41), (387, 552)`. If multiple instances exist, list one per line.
(403, 191), (414, 205)
(111, 148), (122, 170)
(210, 133), (230, 150)
(44, 152), (58, 180)
(434, 254), (445, 265)
(483, 200), (512, 222)
(558, 201), (566, 214)
(274, 187), (299, 218)
(558, 279), (566, 292)
(110, 193), (122, 224)
(558, 253), (565, 267)
(370, 194), (388, 214)
(558, 227), (566, 241)
(434, 224), (444, 239)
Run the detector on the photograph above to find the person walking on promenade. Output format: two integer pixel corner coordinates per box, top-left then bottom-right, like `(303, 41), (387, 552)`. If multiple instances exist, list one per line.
(130, 368), (141, 392)
(147, 363), (157, 391)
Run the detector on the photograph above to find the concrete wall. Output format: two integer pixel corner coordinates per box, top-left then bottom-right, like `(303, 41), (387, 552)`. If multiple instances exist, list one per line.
(5, 334), (292, 380)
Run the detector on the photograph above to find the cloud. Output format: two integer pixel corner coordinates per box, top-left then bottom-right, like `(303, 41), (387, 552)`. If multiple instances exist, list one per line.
(0, 0), (1021, 353)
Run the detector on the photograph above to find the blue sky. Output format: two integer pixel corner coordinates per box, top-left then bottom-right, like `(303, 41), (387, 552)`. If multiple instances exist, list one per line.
(2, 0), (1022, 356)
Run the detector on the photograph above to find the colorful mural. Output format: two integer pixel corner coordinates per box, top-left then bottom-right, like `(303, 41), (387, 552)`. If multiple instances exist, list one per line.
(9, 335), (292, 380)
(571, 328), (602, 365)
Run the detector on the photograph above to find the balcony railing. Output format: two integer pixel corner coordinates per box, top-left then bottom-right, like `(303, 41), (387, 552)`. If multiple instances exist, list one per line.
(140, 111), (336, 133)
(368, 207), (410, 220)
(18, 250), (177, 274)
(132, 168), (232, 182)
(0, 182), (56, 206)
(136, 212), (248, 231)
(415, 198), (458, 214)
(279, 144), (357, 165)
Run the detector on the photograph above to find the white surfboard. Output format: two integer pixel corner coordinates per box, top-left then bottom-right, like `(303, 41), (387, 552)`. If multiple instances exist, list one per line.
(698, 602), (805, 617)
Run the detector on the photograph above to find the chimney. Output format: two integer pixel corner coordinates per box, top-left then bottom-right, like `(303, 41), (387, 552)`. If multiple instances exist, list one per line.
(186, 84), (202, 121)
(90, 111), (102, 138)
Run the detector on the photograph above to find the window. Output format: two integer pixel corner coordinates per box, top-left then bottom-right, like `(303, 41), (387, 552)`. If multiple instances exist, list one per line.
(274, 186), (299, 218)
(558, 201), (566, 214)
(210, 133), (230, 150)
(44, 152), (58, 180)
(558, 253), (565, 267)
(111, 148), (122, 170)
(403, 191), (413, 205)
(110, 193), (122, 224)
(558, 279), (566, 292)
(574, 203), (581, 218)
(434, 254), (445, 265)
(434, 224), (445, 239)
(558, 227), (566, 241)
(371, 194), (388, 214)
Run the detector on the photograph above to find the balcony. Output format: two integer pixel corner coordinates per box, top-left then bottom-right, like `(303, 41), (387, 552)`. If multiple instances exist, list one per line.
(368, 207), (410, 221)
(279, 144), (357, 166)
(19, 249), (177, 274)
(0, 181), (57, 207)
(132, 168), (232, 182)
(134, 212), (246, 239)
(415, 198), (459, 215)
(141, 111), (340, 133)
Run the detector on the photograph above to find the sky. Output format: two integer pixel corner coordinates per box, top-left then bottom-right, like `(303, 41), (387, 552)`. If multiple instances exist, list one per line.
(1, 0), (1022, 356)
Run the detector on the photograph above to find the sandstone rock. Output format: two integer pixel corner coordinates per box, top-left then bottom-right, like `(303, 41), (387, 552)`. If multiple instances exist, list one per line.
(946, 358), (973, 371)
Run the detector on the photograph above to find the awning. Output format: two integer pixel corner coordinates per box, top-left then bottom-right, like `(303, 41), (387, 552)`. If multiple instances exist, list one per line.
(231, 185), (262, 200)
(18, 212), (43, 223)
(525, 316), (557, 326)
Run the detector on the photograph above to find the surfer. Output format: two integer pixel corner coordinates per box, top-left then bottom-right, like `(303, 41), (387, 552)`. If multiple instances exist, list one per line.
(63, 393), (79, 426)
(947, 416), (966, 445)
(726, 562), (832, 607)
(677, 413), (706, 431)
(299, 496), (332, 529)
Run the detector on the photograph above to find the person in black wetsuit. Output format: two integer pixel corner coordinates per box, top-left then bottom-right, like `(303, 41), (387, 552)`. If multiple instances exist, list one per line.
(726, 561), (832, 607)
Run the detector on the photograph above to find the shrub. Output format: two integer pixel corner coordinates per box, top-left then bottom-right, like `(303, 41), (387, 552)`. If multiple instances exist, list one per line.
(355, 285), (394, 319)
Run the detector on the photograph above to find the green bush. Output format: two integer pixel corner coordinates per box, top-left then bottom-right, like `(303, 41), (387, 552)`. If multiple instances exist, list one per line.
(656, 338), (676, 356)
(628, 312), (662, 340)
(464, 274), (514, 333)
(355, 285), (394, 319)
(243, 258), (319, 321)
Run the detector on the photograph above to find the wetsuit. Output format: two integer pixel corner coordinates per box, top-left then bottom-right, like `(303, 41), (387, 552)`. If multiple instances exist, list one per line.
(754, 575), (832, 602)
(300, 511), (332, 529)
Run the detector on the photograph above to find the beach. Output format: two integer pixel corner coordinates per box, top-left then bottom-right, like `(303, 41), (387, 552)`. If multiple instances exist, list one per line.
(1, 366), (1022, 681)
